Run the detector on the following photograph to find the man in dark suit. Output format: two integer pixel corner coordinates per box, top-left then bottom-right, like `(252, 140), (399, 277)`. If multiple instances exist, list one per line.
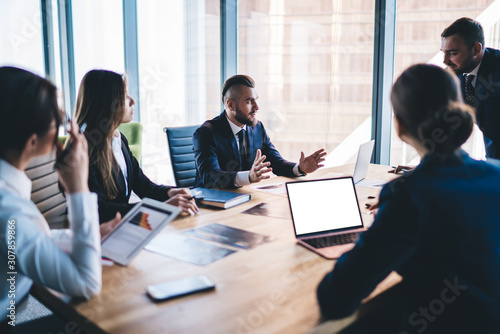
(441, 17), (500, 159)
(193, 74), (326, 189)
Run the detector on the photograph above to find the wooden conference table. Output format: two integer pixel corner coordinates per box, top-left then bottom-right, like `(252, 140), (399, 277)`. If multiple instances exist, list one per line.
(72, 164), (402, 333)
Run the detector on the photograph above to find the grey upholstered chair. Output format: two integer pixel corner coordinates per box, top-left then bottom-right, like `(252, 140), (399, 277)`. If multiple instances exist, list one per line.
(25, 149), (68, 229)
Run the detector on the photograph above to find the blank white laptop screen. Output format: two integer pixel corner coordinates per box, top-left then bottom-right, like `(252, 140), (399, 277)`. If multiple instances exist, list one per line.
(286, 177), (363, 236)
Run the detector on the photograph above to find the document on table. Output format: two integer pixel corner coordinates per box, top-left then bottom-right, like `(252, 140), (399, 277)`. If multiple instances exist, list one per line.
(319, 172), (346, 179)
(184, 223), (273, 250)
(356, 179), (386, 188)
(241, 202), (291, 220)
(250, 182), (286, 195)
(145, 233), (236, 266)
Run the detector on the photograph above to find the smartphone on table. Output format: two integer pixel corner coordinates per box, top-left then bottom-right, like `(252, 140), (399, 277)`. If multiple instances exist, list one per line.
(146, 275), (216, 302)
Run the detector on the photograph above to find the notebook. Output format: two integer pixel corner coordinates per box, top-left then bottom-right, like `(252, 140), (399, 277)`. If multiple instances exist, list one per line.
(353, 139), (375, 184)
(285, 177), (366, 259)
(191, 187), (251, 209)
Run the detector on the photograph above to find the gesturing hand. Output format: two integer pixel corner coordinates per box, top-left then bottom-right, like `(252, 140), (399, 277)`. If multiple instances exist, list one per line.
(298, 148), (327, 174)
(249, 149), (272, 183)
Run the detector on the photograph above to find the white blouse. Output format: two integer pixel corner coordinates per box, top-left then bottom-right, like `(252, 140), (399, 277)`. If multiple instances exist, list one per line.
(0, 158), (101, 319)
(112, 133), (129, 195)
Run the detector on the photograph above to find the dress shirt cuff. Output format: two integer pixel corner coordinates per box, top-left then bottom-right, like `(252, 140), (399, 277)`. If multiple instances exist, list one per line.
(294, 164), (306, 176)
(66, 192), (99, 243)
(234, 171), (251, 187)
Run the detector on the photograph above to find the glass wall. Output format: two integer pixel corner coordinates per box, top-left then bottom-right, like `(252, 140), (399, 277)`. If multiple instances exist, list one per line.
(72, 0), (125, 90)
(137, 0), (220, 185)
(8, 0), (500, 181)
(390, 0), (499, 166)
(238, 1), (375, 167)
(0, 0), (45, 76)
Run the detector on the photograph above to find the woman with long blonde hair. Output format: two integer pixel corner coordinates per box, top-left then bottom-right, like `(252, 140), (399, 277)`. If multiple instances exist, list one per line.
(75, 70), (198, 222)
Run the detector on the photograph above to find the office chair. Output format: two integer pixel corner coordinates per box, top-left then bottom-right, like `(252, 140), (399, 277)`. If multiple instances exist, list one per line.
(118, 121), (143, 165)
(25, 149), (68, 229)
(163, 125), (199, 188)
(58, 135), (68, 145)
(9, 283), (106, 333)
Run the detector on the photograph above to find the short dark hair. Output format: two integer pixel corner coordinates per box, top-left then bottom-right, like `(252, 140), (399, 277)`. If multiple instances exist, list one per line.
(0, 66), (61, 157)
(221, 74), (255, 102)
(441, 17), (485, 49)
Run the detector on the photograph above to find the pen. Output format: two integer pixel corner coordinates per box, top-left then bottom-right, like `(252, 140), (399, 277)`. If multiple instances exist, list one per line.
(79, 122), (87, 134)
(187, 195), (205, 201)
(187, 190), (203, 200)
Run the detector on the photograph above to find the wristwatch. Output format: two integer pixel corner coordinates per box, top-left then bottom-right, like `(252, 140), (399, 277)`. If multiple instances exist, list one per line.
(297, 165), (306, 176)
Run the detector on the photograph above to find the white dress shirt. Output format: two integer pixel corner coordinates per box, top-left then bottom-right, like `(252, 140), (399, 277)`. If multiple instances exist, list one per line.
(0, 158), (101, 320)
(112, 132), (128, 194)
(225, 114), (301, 187)
(464, 59), (482, 87)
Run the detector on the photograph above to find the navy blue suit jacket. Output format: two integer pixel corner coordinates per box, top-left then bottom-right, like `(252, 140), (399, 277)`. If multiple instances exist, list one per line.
(193, 112), (296, 188)
(460, 47), (500, 159)
(88, 133), (171, 223)
(317, 151), (500, 332)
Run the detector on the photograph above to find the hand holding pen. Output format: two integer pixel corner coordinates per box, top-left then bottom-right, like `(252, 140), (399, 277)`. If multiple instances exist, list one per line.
(166, 188), (200, 215)
(388, 165), (414, 174)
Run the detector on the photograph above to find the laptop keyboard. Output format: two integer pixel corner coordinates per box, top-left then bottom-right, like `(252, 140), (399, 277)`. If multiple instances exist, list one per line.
(302, 232), (360, 249)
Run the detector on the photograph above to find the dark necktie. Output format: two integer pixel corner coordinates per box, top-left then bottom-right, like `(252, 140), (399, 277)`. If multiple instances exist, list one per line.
(464, 74), (475, 107)
(237, 129), (250, 170)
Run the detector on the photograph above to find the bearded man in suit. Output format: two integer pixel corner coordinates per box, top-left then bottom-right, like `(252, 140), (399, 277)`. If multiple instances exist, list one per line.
(193, 74), (326, 189)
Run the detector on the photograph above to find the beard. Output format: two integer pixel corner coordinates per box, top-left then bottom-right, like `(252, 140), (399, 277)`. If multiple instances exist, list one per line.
(449, 56), (476, 76)
(452, 64), (474, 76)
(234, 107), (258, 127)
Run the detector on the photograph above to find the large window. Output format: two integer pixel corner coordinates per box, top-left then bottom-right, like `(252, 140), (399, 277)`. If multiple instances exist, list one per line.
(6, 0), (500, 180)
(238, 1), (375, 167)
(390, 0), (499, 166)
(72, 0), (125, 89)
(0, 0), (45, 76)
(137, 0), (220, 185)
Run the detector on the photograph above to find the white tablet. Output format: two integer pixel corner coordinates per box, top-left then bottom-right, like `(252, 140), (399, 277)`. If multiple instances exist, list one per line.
(101, 198), (181, 266)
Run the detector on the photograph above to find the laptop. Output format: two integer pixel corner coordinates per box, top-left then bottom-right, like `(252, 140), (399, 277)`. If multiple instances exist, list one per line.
(285, 177), (366, 259)
(353, 139), (375, 184)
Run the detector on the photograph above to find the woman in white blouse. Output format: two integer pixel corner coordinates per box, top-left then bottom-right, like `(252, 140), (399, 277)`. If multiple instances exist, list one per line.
(0, 67), (105, 325)
(74, 70), (198, 223)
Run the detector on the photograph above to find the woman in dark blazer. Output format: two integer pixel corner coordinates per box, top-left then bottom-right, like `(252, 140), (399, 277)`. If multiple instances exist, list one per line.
(75, 70), (198, 223)
(317, 64), (500, 333)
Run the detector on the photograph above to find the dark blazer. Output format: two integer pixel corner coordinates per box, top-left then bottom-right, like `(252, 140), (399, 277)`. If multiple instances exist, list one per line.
(317, 151), (500, 332)
(460, 47), (500, 159)
(193, 112), (296, 188)
(88, 133), (171, 223)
